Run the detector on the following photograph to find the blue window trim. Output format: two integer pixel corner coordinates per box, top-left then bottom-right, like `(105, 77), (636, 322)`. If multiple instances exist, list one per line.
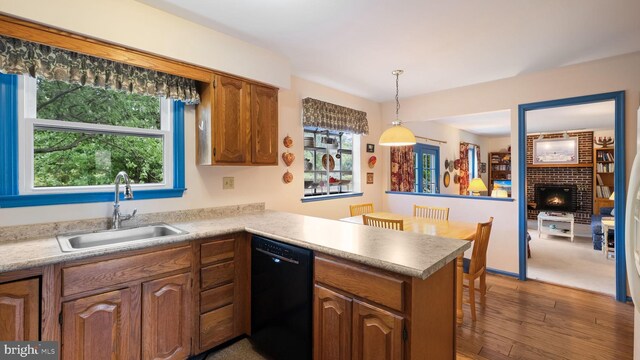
(0, 73), (186, 208)
(300, 192), (363, 203)
(414, 144), (440, 194)
(518, 91), (626, 302)
(385, 191), (515, 202)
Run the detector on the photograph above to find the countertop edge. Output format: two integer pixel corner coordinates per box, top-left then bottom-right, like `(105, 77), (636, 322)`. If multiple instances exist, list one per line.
(0, 213), (471, 280)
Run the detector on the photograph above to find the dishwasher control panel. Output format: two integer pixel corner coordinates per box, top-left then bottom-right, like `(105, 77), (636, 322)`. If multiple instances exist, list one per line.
(254, 236), (299, 262)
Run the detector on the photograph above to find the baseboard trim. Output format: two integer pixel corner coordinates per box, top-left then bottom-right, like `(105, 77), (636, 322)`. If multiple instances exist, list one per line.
(487, 268), (520, 278)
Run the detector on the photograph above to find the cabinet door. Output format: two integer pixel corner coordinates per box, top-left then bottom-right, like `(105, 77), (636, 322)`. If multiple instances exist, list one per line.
(62, 288), (132, 360)
(251, 84), (278, 165)
(214, 75), (250, 163)
(142, 273), (192, 360)
(352, 301), (403, 360)
(0, 278), (39, 341)
(314, 285), (352, 360)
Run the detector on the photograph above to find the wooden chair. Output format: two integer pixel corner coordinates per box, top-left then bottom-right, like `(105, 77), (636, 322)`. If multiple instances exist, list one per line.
(349, 203), (374, 217)
(413, 205), (449, 220)
(463, 217), (494, 321)
(362, 215), (404, 231)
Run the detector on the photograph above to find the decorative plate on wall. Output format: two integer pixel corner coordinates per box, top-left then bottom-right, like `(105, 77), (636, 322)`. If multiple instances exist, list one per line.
(282, 152), (295, 166)
(282, 171), (293, 184)
(448, 161), (454, 172)
(322, 154), (336, 171)
(454, 159), (461, 170)
(443, 172), (450, 188)
(454, 174), (460, 184)
(444, 159), (450, 170)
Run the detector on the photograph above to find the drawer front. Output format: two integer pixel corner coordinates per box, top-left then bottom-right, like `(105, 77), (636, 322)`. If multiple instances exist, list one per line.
(200, 283), (234, 313)
(63, 246), (191, 297)
(201, 239), (235, 265)
(200, 304), (234, 349)
(314, 256), (405, 312)
(200, 261), (235, 290)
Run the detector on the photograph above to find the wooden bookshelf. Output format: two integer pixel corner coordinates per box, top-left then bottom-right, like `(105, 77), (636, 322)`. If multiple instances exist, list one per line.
(594, 147), (615, 214)
(488, 152), (512, 196)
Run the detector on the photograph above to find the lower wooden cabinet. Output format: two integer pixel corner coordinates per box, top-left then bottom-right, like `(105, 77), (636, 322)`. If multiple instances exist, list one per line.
(142, 273), (192, 360)
(314, 285), (352, 360)
(314, 285), (403, 360)
(0, 278), (40, 341)
(62, 288), (133, 360)
(352, 300), (403, 360)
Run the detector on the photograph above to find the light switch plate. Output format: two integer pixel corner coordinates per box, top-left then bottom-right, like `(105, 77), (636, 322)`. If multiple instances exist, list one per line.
(223, 177), (234, 190)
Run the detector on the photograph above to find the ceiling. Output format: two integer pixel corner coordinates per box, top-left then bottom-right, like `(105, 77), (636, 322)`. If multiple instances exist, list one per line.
(138, 0), (640, 101)
(432, 101), (614, 136)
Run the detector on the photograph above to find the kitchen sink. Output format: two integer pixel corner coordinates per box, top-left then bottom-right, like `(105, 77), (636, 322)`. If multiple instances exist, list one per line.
(57, 223), (188, 252)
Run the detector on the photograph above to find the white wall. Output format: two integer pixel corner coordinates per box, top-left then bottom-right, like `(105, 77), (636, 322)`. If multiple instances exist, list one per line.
(0, 0), (291, 89)
(382, 52), (640, 274)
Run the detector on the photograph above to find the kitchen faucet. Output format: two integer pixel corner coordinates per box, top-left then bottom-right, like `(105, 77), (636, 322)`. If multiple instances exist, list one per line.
(112, 171), (137, 229)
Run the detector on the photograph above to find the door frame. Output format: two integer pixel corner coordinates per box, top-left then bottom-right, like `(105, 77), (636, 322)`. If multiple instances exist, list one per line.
(517, 91), (627, 301)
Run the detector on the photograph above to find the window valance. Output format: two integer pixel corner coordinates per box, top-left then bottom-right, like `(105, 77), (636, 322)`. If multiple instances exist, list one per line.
(302, 97), (369, 135)
(0, 35), (200, 104)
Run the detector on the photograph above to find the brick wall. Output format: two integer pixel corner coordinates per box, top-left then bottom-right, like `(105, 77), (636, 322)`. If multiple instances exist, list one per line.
(527, 131), (593, 224)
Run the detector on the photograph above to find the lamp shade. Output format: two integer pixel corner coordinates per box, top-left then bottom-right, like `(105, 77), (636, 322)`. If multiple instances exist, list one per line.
(379, 124), (417, 146)
(468, 177), (488, 193)
(609, 191), (615, 200)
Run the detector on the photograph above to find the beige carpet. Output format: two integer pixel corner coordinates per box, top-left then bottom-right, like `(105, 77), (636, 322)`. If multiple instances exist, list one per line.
(527, 224), (615, 295)
(206, 339), (269, 360)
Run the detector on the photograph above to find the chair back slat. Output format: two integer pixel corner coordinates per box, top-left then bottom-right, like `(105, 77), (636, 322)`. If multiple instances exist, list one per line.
(413, 205), (450, 221)
(469, 217), (494, 275)
(350, 203), (374, 217)
(362, 215), (404, 231)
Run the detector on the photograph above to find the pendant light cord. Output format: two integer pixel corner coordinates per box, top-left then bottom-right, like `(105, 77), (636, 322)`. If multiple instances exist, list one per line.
(395, 72), (400, 122)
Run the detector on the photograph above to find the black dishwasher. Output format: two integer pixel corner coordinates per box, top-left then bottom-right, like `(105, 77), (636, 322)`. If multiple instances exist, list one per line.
(251, 235), (313, 360)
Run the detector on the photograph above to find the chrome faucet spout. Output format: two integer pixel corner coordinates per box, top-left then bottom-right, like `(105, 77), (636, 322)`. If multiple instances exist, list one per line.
(112, 171), (136, 229)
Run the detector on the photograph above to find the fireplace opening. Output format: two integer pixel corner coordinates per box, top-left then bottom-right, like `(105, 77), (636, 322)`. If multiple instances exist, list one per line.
(534, 184), (578, 212)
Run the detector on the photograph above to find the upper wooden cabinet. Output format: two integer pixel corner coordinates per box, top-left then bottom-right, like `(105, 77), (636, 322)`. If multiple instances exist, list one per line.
(197, 74), (279, 166)
(251, 85), (279, 165)
(0, 278), (40, 341)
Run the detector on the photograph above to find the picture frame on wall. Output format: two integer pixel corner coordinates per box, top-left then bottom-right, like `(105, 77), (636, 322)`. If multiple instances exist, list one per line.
(366, 172), (374, 184)
(366, 143), (375, 153)
(480, 162), (487, 173)
(533, 137), (579, 165)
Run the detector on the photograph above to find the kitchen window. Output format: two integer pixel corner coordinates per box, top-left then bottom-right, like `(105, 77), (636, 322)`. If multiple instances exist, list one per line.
(414, 144), (440, 194)
(19, 75), (173, 193)
(303, 128), (357, 198)
(0, 73), (186, 208)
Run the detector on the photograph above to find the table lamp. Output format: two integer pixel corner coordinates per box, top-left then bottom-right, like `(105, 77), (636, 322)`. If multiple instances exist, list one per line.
(468, 177), (488, 196)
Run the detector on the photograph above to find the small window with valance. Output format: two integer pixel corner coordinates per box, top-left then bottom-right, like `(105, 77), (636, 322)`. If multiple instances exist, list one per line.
(301, 98), (368, 200)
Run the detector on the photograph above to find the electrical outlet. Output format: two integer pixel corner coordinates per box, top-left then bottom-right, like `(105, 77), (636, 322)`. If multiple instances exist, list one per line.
(223, 177), (234, 190)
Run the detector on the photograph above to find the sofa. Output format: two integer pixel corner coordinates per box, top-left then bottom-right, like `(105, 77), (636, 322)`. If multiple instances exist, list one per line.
(591, 207), (614, 251)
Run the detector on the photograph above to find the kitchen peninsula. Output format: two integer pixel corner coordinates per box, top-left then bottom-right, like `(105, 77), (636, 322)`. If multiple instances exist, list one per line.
(0, 205), (470, 359)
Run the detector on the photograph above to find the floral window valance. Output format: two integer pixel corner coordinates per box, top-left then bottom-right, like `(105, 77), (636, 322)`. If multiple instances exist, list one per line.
(302, 97), (369, 135)
(0, 35), (200, 104)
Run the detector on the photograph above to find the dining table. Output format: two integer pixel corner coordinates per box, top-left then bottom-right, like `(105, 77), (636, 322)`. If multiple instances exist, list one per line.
(341, 211), (477, 326)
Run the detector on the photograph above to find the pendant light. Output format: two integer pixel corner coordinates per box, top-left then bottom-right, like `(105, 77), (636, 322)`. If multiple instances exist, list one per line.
(379, 69), (416, 146)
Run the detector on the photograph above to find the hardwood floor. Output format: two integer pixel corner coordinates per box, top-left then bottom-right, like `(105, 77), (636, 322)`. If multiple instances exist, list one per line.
(457, 274), (635, 360)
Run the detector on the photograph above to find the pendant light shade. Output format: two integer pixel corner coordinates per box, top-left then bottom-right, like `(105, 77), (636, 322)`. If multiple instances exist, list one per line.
(379, 70), (416, 146)
(379, 123), (417, 146)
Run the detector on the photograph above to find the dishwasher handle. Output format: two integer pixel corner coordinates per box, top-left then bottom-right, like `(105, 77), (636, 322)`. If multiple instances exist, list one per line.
(255, 247), (300, 265)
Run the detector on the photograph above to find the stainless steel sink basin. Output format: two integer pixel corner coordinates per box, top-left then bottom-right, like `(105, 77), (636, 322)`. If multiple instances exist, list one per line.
(57, 223), (188, 252)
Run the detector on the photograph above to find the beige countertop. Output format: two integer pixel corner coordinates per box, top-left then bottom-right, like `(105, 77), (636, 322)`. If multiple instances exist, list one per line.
(0, 210), (470, 280)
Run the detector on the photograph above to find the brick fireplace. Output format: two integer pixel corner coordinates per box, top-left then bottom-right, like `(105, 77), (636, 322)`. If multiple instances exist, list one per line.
(526, 131), (593, 224)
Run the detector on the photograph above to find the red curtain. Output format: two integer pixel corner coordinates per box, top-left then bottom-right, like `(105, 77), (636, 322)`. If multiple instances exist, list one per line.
(459, 142), (469, 195)
(390, 146), (415, 192)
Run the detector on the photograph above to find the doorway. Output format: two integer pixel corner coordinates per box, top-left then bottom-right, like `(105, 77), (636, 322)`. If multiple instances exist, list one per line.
(518, 92), (627, 301)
